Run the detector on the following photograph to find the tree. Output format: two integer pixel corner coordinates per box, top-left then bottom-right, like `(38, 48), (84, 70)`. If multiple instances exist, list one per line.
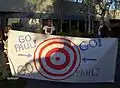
(20, 0), (55, 33)
(95, 0), (113, 22)
(84, 0), (114, 34)
(83, 0), (96, 33)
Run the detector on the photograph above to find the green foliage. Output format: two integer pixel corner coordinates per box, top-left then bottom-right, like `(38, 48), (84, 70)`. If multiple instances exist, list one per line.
(84, 0), (95, 7)
(84, 0), (91, 6)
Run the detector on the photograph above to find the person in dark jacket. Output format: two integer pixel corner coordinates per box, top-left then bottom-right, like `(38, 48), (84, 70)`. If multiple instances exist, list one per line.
(0, 30), (3, 50)
(98, 20), (109, 38)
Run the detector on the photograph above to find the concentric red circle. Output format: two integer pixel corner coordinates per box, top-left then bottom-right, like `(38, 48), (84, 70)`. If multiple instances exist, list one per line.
(39, 42), (77, 76)
(45, 48), (70, 70)
(34, 38), (81, 80)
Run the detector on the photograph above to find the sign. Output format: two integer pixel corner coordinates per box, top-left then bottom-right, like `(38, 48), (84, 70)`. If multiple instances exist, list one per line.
(8, 30), (118, 83)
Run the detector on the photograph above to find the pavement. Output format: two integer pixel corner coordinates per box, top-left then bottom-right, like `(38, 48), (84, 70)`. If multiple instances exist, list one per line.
(24, 79), (116, 88)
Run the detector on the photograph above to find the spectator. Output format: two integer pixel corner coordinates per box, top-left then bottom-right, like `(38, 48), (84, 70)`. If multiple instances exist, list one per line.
(4, 25), (12, 55)
(43, 20), (55, 35)
(98, 20), (109, 38)
(0, 30), (3, 51)
(0, 28), (9, 79)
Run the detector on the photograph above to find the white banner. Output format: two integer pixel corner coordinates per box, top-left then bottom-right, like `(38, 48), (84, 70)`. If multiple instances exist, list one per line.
(8, 30), (118, 83)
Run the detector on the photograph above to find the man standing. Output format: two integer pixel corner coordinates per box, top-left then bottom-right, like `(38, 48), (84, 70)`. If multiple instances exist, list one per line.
(0, 28), (9, 79)
(4, 25), (12, 55)
(98, 20), (108, 38)
(43, 20), (55, 35)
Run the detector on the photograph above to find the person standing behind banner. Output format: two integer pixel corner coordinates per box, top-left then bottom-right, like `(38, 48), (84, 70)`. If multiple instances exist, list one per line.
(97, 20), (108, 38)
(43, 20), (55, 35)
(0, 28), (9, 79)
(0, 30), (3, 51)
(4, 25), (12, 55)
(98, 25), (102, 38)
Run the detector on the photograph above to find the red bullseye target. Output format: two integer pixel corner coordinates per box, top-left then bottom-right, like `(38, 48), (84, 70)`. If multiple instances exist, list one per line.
(34, 38), (81, 80)
(46, 48), (70, 70)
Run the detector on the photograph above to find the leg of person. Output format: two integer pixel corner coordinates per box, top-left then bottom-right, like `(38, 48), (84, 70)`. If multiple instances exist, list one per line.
(0, 50), (8, 79)
(0, 51), (3, 80)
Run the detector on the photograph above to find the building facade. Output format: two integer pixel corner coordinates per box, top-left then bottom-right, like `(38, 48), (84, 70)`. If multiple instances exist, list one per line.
(0, 0), (95, 34)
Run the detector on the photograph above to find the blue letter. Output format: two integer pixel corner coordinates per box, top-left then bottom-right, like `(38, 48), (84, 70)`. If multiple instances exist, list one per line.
(89, 40), (98, 48)
(79, 41), (88, 51)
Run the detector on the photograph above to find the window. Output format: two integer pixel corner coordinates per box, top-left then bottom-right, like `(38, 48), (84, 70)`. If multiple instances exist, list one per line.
(78, 0), (83, 3)
(62, 20), (69, 32)
(79, 20), (85, 32)
(71, 20), (78, 30)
